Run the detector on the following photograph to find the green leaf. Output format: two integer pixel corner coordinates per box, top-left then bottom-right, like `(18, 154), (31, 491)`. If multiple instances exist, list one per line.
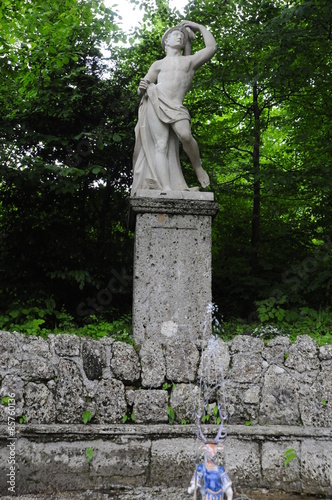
(85, 447), (93, 464)
(82, 410), (92, 424)
(167, 405), (175, 425)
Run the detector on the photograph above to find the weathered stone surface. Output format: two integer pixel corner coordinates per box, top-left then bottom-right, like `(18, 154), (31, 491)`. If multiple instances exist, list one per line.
(55, 359), (87, 424)
(319, 343), (332, 360)
(284, 334), (320, 383)
(230, 335), (264, 354)
(131, 204), (217, 345)
(259, 365), (300, 425)
(9, 438), (150, 494)
(134, 390), (168, 423)
(125, 388), (137, 407)
(226, 381), (259, 425)
(110, 342), (140, 383)
(299, 365), (332, 427)
(49, 334), (81, 357)
(94, 378), (127, 424)
(225, 438), (261, 486)
(263, 336), (290, 364)
(150, 437), (197, 487)
(20, 357), (55, 381)
(243, 386), (260, 405)
(140, 339), (166, 388)
(229, 351), (263, 384)
(0, 374), (24, 421)
(82, 339), (105, 381)
(24, 382), (56, 424)
(170, 383), (199, 423)
(228, 336), (264, 383)
(301, 440), (332, 495)
(165, 338), (199, 383)
(0, 331), (24, 374)
(261, 441), (301, 490)
(21, 335), (51, 359)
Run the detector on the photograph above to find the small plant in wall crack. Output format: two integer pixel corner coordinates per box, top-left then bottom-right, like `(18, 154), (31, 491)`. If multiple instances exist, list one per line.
(122, 411), (135, 423)
(85, 447), (93, 464)
(283, 448), (297, 467)
(167, 405), (175, 425)
(82, 410), (93, 425)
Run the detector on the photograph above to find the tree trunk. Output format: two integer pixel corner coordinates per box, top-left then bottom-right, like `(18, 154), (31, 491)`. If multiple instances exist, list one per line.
(251, 81), (261, 274)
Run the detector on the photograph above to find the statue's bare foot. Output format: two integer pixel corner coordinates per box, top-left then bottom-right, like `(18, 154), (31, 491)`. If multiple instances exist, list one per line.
(196, 166), (210, 188)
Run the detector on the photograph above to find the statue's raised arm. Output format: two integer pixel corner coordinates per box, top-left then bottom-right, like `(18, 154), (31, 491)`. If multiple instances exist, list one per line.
(131, 22), (217, 196)
(179, 20), (217, 70)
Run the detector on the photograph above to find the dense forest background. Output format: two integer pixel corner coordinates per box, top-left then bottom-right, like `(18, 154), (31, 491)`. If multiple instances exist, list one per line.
(0, 0), (331, 340)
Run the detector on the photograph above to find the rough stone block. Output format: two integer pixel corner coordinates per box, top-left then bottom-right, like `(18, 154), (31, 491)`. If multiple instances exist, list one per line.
(0, 374), (24, 422)
(225, 438), (261, 487)
(134, 390), (168, 423)
(301, 440), (332, 495)
(300, 366), (332, 427)
(229, 350), (263, 384)
(319, 344), (332, 361)
(82, 339), (105, 381)
(150, 437), (197, 487)
(0, 331), (24, 375)
(225, 381), (259, 425)
(170, 383), (199, 423)
(261, 441), (301, 490)
(49, 334), (81, 357)
(263, 336), (290, 364)
(285, 334), (320, 383)
(21, 335), (51, 359)
(140, 339), (166, 388)
(165, 338), (199, 383)
(24, 382), (56, 424)
(110, 342), (140, 383)
(259, 365), (300, 425)
(94, 378), (127, 424)
(20, 357), (55, 381)
(55, 359), (87, 424)
(229, 335), (264, 354)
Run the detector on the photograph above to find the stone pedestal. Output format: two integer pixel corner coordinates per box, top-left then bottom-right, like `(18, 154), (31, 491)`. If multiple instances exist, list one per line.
(129, 192), (219, 345)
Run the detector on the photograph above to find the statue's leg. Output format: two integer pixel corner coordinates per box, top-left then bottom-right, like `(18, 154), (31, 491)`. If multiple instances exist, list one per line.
(172, 120), (210, 188)
(148, 103), (171, 190)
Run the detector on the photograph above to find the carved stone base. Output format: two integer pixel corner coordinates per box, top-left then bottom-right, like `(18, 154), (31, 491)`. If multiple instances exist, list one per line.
(129, 196), (219, 345)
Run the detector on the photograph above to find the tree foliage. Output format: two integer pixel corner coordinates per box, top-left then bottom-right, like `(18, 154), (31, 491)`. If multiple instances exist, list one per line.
(0, 0), (331, 330)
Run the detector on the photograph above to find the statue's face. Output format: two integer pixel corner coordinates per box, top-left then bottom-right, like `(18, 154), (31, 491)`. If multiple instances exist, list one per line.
(166, 30), (185, 49)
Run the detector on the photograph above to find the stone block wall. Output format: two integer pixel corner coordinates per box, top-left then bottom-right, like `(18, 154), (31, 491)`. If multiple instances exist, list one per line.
(1, 331), (331, 427)
(0, 330), (332, 497)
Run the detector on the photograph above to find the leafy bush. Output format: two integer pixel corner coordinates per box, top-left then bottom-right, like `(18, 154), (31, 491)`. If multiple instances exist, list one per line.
(0, 300), (134, 344)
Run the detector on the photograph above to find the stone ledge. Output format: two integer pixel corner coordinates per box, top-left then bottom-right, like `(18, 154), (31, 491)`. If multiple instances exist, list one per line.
(128, 196), (219, 229)
(133, 189), (215, 201)
(1, 423), (331, 440)
(1, 424), (331, 496)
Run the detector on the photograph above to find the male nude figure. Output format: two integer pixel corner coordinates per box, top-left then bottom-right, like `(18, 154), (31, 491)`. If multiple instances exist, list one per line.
(132, 21), (216, 193)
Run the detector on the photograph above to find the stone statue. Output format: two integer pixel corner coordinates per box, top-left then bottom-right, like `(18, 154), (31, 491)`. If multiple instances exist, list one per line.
(131, 21), (217, 196)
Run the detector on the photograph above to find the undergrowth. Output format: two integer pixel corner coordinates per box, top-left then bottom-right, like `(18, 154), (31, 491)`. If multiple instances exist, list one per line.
(0, 299), (134, 344)
(217, 297), (332, 346)
(0, 296), (331, 346)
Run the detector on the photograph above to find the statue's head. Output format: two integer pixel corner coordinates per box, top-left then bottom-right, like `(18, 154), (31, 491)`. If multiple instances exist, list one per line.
(161, 25), (188, 53)
(201, 442), (224, 461)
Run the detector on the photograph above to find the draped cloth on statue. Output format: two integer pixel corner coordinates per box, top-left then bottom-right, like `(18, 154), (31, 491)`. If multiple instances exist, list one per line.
(131, 83), (191, 195)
